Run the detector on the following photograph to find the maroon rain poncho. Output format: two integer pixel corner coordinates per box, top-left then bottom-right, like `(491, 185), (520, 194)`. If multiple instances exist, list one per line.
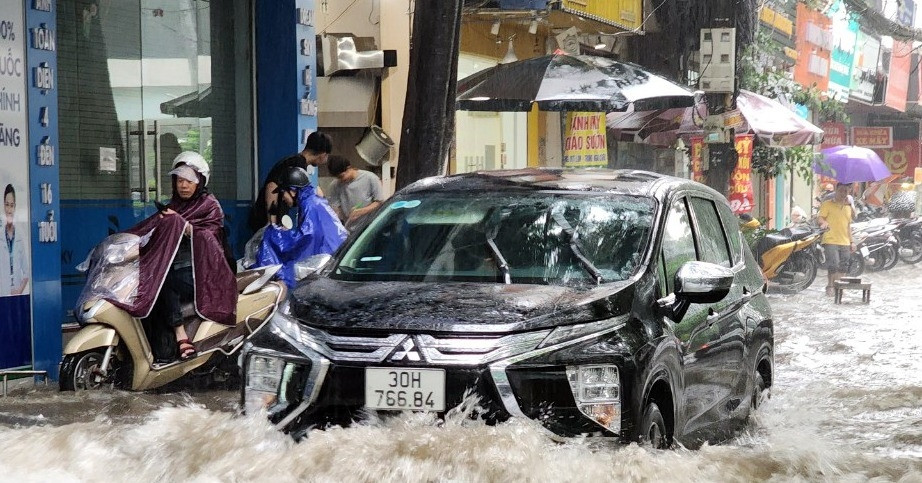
(107, 193), (237, 325)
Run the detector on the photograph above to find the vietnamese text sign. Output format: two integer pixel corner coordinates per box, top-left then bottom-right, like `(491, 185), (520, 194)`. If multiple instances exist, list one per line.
(563, 112), (608, 167)
(690, 136), (704, 183)
(828, 1), (857, 102)
(852, 126), (892, 148)
(728, 135), (755, 214)
(0, 0), (33, 370)
(821, 122), (847, 148)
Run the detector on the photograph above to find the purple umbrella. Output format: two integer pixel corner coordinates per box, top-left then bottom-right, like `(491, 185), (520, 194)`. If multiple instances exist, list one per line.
(814, 145), (892, 183)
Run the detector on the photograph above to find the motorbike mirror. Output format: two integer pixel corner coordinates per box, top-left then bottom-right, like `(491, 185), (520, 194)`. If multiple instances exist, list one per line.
(294, 253), (334, 281)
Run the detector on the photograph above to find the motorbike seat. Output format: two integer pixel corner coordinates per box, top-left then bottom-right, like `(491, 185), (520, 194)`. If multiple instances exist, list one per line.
(235, 270), (263, 293)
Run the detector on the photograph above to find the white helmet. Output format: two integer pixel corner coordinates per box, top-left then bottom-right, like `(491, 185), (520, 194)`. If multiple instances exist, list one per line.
(172, 151), (210, 186)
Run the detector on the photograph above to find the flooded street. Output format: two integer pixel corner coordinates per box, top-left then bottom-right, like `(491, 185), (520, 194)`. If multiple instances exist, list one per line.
(2, 266), (922, 482)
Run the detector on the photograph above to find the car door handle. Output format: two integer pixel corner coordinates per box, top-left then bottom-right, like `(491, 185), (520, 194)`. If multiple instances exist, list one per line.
(706, 297), (747, 325)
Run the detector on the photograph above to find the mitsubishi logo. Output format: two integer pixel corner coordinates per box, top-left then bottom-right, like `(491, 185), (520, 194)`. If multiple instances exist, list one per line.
(389, 336), (422, 362)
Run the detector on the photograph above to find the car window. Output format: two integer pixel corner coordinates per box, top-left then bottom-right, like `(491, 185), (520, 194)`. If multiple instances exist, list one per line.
(661, 197), (697, 294)
(715, 200), (744, 266)
(332, 192), (656, 286)
(688, 197), (732, 268)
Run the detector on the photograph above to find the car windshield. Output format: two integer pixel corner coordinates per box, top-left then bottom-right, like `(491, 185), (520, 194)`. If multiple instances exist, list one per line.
(332, 192), (655, 286)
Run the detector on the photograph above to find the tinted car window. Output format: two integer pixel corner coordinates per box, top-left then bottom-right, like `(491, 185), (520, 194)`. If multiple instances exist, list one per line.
(661, 198), (697, 294)
(715, 201), (744, 266)
(332, 193), (655, 286)
(689, 197), (732, 268)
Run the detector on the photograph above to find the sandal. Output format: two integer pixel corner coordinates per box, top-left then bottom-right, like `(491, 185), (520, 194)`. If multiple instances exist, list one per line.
(178, 339), (197, 361)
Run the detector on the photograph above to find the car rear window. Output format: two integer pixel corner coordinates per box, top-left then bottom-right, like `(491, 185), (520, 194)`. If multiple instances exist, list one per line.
(332, 192), (656, 286)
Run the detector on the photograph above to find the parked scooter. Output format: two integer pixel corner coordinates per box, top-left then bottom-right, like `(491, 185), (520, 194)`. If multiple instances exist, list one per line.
(850, 218), (901, 274)
(750, 223), (825, 293)
(896, 216), (922, 264)
(61, 233), (286, 391)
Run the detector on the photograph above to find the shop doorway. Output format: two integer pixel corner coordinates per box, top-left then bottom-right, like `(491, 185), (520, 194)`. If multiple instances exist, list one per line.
(57, 0), (254, 323)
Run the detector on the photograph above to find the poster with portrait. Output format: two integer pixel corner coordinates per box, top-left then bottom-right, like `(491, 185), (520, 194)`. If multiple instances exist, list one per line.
(0, 0), (33, 370)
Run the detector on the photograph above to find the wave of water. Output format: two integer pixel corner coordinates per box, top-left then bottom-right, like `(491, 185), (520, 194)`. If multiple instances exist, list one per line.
(1, 266), (921, 482)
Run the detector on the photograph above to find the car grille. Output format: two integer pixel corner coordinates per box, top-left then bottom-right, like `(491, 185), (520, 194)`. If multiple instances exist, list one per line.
(295, 325), (552, 365)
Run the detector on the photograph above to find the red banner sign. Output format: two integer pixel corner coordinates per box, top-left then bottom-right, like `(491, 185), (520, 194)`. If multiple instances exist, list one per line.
(728, 135), (755, 214)
(690, 136), (704, 183)
(852, 126), (893, 148)
(821, 122), (847, 148)
(873, 139), (920, 177)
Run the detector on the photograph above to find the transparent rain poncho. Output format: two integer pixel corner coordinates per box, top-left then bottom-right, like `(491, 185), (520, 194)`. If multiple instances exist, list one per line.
(74, 232), (151, 318)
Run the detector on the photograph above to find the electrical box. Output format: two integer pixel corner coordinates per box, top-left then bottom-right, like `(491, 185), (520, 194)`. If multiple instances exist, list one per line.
(702, 115), (731, 143)
(699, 28), (736, 93)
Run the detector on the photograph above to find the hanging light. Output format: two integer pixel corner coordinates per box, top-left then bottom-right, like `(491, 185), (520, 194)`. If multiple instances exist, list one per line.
(501, 38), (518, 64)
(490, 20), (501, 37)
(528, 19), (539, 35)
(594, 35), (607, 50)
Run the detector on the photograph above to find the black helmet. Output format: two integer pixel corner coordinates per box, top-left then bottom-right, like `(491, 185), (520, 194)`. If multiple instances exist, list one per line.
(272, 166), (311, 193)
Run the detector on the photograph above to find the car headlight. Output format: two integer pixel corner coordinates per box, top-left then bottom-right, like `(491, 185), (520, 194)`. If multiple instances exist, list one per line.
(566, 364), (621, 433)
(245, 354), (286, 413)
(538, 316), (627, 349)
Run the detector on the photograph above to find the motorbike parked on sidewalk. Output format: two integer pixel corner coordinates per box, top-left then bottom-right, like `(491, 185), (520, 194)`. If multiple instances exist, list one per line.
(750, 224), (824, 293)
(850, 219), (901, 274)
(60, 233), (286, 391)
(896, 216), (922, 264)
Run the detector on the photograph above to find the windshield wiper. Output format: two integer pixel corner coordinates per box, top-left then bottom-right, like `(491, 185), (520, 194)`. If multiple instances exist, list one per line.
(550, 212), (603, 285)
(485, 237), (512, 284)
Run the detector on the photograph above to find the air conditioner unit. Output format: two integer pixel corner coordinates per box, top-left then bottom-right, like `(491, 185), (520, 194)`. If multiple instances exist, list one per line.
(699, 28), (736, 93)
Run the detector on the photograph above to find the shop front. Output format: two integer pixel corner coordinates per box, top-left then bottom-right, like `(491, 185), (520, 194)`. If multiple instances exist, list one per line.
(1, 0), (319, 380)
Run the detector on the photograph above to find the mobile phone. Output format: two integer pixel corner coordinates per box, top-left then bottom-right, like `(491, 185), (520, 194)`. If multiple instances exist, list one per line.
(154, 201), (167, 213)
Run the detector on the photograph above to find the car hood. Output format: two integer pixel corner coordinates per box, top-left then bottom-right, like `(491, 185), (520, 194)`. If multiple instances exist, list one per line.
(289, 277), (634, 333)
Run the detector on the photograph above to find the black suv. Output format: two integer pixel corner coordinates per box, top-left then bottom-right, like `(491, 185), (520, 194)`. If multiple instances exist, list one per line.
(240, 168), (773, 448)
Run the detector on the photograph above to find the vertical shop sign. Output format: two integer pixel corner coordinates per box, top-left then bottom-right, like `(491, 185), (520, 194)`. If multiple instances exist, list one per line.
(0, 0), (33, 370)
(850, 31), (880, 103)
(563, 112), (607, 167)
(827, 1), (857, 102)
(690, 136), (704, 183)
(728, 135), (755, 214)
(794, 3), (832, 92)
(885, 41), (912, 112)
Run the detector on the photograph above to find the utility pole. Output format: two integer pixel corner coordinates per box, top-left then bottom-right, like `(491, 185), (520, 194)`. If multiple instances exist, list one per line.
(395, 0), (465, 190)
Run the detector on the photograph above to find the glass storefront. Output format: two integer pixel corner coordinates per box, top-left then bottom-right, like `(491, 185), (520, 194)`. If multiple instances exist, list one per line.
(454, 54), (528, 173)
(57, 0), (254, 320)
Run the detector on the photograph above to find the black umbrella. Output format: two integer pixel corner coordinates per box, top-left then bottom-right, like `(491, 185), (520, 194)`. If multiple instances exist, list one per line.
(456, 53), (696, 112)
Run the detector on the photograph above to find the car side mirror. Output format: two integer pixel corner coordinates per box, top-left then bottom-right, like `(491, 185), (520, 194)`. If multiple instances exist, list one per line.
(294, 253), (334, 281)
(656, 261), (733, 321)
(674, 261), (733, 304)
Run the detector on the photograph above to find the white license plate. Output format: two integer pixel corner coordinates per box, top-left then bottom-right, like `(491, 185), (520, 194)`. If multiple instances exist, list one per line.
(860, 246), (870, 257)
(365, 368), (445, 411)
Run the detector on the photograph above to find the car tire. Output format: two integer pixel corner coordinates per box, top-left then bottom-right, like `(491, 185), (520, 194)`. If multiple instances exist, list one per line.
(751, 371), (767, 410)
(640, 401), (670, 449)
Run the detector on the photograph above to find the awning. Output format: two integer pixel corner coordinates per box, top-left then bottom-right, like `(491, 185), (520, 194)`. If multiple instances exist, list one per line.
(736, 89), (824, 147)
(605, 89), (824, 147)
(160, 86), (212, 118)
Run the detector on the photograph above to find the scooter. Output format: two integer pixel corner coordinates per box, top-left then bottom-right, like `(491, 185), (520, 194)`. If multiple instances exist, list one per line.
(851, 219), (901, 273)
(751, 225), (824, 293)
(60, 233), (286, 391)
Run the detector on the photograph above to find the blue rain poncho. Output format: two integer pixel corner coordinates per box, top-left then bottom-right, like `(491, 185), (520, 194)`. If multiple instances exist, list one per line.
(255, 185), (348, 287)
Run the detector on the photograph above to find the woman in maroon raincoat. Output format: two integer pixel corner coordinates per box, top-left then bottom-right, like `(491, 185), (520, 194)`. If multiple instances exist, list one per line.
(111, 151), (236, 360)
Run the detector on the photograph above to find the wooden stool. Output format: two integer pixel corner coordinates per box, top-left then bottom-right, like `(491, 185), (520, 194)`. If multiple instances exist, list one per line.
(833, 279), (871, 304)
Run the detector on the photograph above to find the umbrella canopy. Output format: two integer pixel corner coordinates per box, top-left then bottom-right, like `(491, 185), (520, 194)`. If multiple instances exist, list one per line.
(814, 145), (892, 183)
(456, 53), (695, 112)
(736, 90), (824, 147)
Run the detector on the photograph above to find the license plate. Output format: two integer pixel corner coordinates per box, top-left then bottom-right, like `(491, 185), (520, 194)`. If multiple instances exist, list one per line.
(860, 246), (870, 257)
(365, 368), (445, 411)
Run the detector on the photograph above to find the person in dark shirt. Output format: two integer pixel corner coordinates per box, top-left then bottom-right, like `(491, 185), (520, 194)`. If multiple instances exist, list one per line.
(248, 131), (333, 231)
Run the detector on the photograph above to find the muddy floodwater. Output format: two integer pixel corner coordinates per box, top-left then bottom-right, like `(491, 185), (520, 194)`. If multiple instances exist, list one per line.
(1, 265), (921, 482)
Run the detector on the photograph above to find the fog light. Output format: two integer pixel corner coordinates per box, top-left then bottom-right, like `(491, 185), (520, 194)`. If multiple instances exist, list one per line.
(567, 365), (621, 433)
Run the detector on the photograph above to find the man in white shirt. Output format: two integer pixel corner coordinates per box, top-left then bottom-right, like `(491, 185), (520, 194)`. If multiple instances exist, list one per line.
(1, 184), (30, 296)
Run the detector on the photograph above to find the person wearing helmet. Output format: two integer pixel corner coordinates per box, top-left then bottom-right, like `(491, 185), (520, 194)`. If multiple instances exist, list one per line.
(252, 166), (347, 288)
(248, 131), (333, 232)
(110, 151), (237, 362)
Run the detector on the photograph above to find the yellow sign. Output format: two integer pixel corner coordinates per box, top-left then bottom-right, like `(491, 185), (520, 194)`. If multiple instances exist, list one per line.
(561, 0), (643, 30)
(759, 6), (794, 37)
(564, 112), (608, 167)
